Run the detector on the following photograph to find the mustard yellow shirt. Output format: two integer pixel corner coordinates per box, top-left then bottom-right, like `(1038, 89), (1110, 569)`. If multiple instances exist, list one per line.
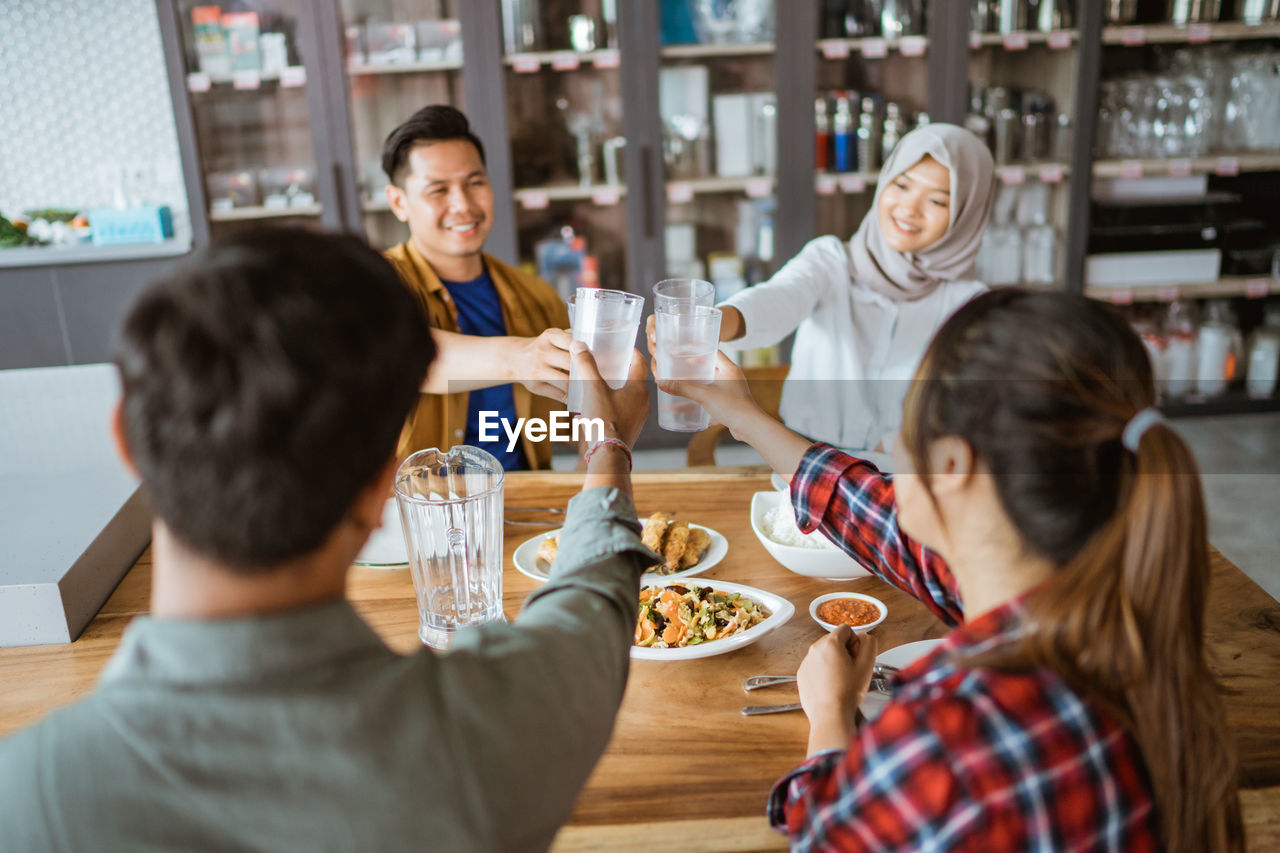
(384, 241), (570, 469)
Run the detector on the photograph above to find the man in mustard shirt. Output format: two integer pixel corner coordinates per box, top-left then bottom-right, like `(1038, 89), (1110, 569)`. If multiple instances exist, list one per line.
(382, 105), (571, 469)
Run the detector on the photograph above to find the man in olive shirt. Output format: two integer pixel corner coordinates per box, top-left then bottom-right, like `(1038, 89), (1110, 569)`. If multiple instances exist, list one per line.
(382, 105), (572, 468)
(0, 229), (653, 851)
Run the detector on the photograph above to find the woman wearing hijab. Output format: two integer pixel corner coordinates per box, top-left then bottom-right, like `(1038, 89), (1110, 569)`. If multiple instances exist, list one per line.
(715, 124), (996, 454)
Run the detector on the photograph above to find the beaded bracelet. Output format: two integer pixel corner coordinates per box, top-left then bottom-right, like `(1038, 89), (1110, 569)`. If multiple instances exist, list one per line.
(584, 437), (632, 471)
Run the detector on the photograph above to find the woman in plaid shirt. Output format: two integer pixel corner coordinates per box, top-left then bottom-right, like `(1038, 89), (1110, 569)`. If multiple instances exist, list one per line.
(661, 290), (1243, 852)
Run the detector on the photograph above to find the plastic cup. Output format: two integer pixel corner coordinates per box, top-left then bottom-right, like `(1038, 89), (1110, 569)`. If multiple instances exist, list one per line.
(394, 445), (505, 649)
(566, 288), (644, 415)
(653, 278), (715, 313)
(655, 305), (722, 432)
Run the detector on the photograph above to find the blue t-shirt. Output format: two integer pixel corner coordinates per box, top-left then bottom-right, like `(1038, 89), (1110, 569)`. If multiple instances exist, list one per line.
(441, 267), (528, 471)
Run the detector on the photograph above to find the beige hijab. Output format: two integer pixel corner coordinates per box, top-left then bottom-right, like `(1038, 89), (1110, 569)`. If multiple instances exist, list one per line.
(848, 124), (996, 301)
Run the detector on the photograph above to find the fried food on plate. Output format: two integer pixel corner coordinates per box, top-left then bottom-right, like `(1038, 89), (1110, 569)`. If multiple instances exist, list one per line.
(641, 512), (672, 552)
(643, 513), (711, 575)
(536, 535), (559, 566)
(680, 527), (712, 569)
(535, 513), (711, 575)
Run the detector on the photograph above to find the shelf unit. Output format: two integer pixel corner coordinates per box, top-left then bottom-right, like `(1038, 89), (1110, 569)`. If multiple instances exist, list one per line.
(970, 30), (1077, 48)
(512, 183), (628, 205)
(501, 48), (621, 70)
(1085, 275), (1274, 303)
(660, 42), (775, 58)
(142, 0), (1279, 415)
(1100, 20), (1280, 44)
(1093, 153), (1280, 179)
(814, 35), (929, 57)
(345, 58), (463, 76)
(208, 204), (323, 222)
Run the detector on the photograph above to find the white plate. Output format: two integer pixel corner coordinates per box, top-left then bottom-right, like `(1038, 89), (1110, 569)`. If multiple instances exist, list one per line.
(631, 579), (794, 661)
(512, 523), (728, 584)
(858, 638), (945, 722)
(353, 498), (408, 568)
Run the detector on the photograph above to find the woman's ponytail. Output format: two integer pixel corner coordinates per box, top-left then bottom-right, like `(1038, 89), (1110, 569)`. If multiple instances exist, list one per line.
(1117, 425), (1242, 851)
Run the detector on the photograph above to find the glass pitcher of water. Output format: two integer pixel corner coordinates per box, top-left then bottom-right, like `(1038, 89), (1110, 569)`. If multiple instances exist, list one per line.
(394, 446), (505, 649)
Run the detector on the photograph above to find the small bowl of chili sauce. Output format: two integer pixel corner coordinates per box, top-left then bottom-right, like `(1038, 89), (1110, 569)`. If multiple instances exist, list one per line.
(809, 592), (886, 634)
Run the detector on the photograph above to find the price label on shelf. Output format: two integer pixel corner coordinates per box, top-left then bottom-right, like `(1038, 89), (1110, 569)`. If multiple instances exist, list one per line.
(232, 70), (261, 90)
(1246, 278), (1270, 298)
(745, 177), (773, 198)
(591, 186), (621, 206)
(838, 173), (867, 193)
(1000, 166), (1026, 185)
(280, 66), (306, 87)
(592, 49), (620, 69)
(550, 51), (580, 71)
(1109, 288), (1134, 305)
(1215, 157), (1240, 177)
(1120, 160), (1145, 179)
(667, 182), (694, 204)
(1047, 31), (1073, 50)
(1121, 27), (1146, 46)
(969, 32), (984, 50)
(1002, 32), (1030, 51)
(186, 72), (211, 92)
(821, 41), (851, 59)
(1188, 23), (1213, 43)
(1168, 158), (1193, 177)
(1157, 286), (1181, 302)
(900, 36), (927, 56)
(511, 54), (541, 73)
(1037, 164), (1065, 184)
(815, 173), (839, 195)
(519, 190), (550, 210)
(861, 38), (888, 58)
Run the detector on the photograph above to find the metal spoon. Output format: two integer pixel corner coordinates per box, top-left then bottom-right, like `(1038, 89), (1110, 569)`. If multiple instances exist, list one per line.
(742, 679), (893, 715)
(742, 665), (899, 692)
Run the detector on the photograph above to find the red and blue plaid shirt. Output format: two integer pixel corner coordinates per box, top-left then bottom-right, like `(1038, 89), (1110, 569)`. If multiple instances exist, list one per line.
(768, 443), (1160, 852)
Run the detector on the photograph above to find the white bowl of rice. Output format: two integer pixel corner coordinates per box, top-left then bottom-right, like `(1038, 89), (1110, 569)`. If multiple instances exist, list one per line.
(749, 491), (872, 580)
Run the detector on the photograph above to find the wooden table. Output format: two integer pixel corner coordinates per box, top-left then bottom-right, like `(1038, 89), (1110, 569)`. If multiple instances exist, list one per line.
(2, 471), (1278, 851)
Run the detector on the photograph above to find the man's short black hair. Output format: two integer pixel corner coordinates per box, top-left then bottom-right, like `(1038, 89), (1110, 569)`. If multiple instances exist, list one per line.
(382, 104), (487, 186)
(113, 227), (434, 571)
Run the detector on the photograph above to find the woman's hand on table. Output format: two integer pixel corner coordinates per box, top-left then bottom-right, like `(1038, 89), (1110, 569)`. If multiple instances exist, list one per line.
(797, 626), (878, 756)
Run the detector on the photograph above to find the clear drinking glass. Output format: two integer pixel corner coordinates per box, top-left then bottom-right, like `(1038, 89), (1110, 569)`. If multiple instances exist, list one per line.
(566, 288), (645, 415)
(653, 278), (715, 313)
(395, 445), (505, 650)
(655, 305), (722, 431)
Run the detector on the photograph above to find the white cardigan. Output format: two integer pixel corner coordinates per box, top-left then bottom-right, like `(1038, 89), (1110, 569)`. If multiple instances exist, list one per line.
(721, 236), (987, 452)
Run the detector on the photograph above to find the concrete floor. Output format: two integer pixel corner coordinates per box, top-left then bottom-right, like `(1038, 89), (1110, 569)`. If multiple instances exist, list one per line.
(605, 414), (1280, 603)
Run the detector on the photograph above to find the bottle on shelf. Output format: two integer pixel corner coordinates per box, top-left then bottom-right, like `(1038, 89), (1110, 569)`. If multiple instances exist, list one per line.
(815, 96), (832, 172)
(1195, 300), (1242, 397)
(833, 94), (856, 173)
(1246, 305), (1280, 399)
(856, 97), (880, 173)
(881, 102), (905, 165)
(1162, 299), (1198, 398)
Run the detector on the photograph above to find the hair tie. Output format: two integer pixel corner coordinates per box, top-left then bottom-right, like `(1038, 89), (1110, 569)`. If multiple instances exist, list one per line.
(1121, 407), (1164, 453)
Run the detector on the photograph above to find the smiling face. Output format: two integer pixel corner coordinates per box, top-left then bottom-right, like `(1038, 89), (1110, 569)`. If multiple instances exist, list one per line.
(386, 138), (493, 280)
(877, 154), (952, 254)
